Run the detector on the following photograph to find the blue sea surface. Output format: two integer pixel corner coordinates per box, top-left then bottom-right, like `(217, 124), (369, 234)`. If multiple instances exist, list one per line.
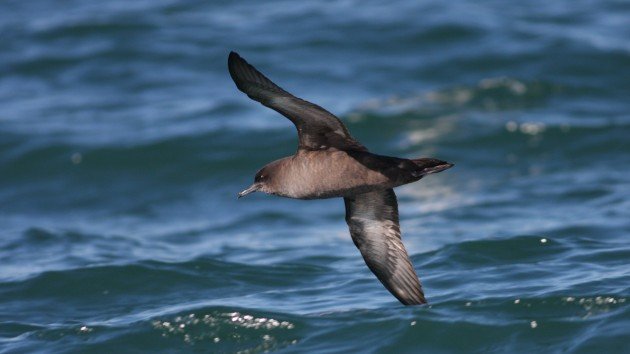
(1, 0), (629, 352)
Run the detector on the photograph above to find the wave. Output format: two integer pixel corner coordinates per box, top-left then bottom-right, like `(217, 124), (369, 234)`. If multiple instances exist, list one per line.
(3, 296), (627, 353)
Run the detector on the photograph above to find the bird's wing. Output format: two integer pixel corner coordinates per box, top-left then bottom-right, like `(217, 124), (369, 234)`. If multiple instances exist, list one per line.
(228, 51), (366, 152)
(344, 189), (426, 305)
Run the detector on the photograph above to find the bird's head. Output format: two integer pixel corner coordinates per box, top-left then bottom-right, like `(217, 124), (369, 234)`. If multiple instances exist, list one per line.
(238, 165), (275, 198)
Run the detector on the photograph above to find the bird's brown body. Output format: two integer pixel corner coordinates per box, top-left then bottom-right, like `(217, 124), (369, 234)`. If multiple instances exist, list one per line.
(261, 150), (428, 199)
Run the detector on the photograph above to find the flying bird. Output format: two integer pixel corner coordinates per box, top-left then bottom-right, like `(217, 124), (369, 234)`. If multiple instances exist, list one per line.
(228, 51), (453, 305)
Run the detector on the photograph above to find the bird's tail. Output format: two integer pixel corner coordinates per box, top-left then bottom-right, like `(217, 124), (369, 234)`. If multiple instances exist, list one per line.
(411, 158), (454, 177)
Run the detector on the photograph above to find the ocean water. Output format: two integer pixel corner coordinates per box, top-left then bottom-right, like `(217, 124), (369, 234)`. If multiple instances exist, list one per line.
(1, 0), (629, 352)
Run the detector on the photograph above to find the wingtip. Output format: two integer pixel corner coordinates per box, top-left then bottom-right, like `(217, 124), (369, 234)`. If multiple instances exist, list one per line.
(227, 51), (254, 81)
(228, 51), (241, 68)
(227, 50), (287, 98)
(395, 284), (428, 306)
(227, 51), (247, 89)
(401, 295), (428, 306)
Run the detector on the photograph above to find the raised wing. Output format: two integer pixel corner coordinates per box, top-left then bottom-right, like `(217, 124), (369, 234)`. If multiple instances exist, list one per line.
(228, 51), (366, 152)
(344, 189), (426, 305)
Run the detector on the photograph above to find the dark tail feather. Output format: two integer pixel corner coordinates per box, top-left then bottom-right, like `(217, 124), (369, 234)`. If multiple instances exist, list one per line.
(411, 158), (454, 177)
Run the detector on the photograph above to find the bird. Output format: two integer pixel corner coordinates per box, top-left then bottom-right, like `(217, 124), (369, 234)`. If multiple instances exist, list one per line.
(228, 51), (453, 305)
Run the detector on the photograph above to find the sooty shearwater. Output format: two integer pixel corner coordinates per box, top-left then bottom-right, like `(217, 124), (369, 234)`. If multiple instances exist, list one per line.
(229, 51), (453, 305)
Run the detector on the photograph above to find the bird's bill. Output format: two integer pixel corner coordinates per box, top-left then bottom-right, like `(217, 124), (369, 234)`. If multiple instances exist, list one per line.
(237, 183), (261, 198)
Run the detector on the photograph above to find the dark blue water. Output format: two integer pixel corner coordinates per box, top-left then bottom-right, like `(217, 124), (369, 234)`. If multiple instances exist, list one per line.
(1, 0), (629, 352)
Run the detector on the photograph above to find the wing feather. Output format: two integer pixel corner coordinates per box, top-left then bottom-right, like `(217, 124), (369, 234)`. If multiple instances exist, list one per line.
(228, 51), (366, 151)
(344, 189), (426, 305)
